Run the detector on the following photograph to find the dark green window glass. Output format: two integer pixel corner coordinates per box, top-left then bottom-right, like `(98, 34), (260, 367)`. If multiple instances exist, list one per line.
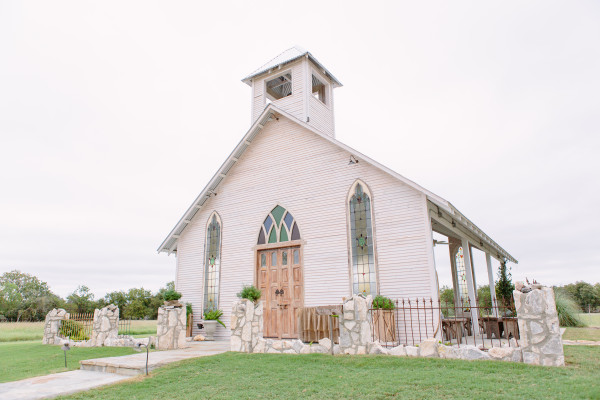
(271, 205), (285, 226)
(280, 227), (289, 242)
(268, 228), (277, 243)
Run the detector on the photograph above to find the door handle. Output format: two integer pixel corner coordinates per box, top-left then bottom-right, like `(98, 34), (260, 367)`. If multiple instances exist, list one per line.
(275, 289), (280, 295)
(279, 288), (284, 295)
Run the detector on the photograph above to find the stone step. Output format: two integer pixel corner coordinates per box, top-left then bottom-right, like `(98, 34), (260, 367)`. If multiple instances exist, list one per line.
(80, 341), (229, 376)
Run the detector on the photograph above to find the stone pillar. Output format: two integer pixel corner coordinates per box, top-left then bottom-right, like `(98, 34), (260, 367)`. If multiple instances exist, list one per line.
(42, 308), (68, 344)
(339, 294), (373, 355)
(156, 306), (187, 350)
(89, 305), (119, 347)
(230, 299), (263, 352)
(514, 287), (564, 366)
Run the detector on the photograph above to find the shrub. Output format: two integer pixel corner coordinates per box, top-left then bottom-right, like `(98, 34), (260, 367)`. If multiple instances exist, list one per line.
(373, 295), (395, 310)
(555, 290), (586, 327)
(237, 285), (262, 303)
(163, 290), (182, 301)
(203, 308), (226, 328)
(186, 302), (193, 317)
(59, 320), (89, 341)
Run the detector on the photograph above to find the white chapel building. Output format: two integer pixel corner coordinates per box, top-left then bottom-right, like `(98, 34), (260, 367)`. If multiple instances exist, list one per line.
(158, 47), (518, 340)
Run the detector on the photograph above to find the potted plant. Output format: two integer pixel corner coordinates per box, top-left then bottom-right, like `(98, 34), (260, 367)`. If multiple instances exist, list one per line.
(202, 308), (226, 340)
(163, 290), (183, 307)
(237, 285), (262, 303)
(372, 295), (396, 342)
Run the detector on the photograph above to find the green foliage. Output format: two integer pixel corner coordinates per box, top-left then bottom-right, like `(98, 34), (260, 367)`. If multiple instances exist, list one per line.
(495, 262), (515, 309)
(555, 290), (586, 327)
(203, 308), (226, 328)
(372, 295), (395, 310)
(163, 290), (182, 301)
(66, 285), (96, 314)
(0, 270), (63, 321)
(558, 281), (600, 312)
(58, 320), (90, 341)
(186, 303), (193, 318)
(237, 285), (261, 302)
(476, 285), (493, 315)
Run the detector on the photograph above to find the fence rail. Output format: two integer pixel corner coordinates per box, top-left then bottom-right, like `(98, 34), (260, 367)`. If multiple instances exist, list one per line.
(58, 312), (94, 341)
(370, 297), (519, 349)
(118, 319), (132, 336)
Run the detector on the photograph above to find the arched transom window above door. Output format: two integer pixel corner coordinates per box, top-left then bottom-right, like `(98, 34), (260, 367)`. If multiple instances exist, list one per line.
(348, 181), (377, 296)
(257, 205), (301, 245)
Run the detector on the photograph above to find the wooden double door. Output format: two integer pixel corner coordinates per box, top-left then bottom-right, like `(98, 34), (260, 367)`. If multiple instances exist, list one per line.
(257, 247), (303, 339)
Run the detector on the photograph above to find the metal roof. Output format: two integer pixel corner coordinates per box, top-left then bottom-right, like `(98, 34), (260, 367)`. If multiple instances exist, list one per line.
(157, 104), (518, 264)
(241, 46), (343, 88)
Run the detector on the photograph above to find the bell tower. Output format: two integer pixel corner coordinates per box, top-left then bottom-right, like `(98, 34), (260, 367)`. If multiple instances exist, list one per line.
(242, 46), (343, 138)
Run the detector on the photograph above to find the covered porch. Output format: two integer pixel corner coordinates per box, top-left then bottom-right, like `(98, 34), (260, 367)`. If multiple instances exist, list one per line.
(427, 200), (518, 338)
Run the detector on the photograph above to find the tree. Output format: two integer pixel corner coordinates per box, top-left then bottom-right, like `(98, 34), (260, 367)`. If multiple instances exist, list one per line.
(66, 285), (96, 313)
(495, 262), (515, 310)
(477, 285), (493, 315)
(0, 270), (58, 321)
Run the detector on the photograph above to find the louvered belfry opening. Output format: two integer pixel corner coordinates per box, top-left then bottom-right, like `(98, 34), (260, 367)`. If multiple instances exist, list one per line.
(265, 73), (292, 100)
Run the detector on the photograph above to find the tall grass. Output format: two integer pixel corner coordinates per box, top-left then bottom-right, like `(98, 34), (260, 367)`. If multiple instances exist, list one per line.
(555, 291), (586, 327)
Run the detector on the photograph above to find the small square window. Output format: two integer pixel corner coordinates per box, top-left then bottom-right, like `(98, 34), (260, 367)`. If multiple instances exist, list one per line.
(265, 73), (292, 101)
(312, 74), (327, 105)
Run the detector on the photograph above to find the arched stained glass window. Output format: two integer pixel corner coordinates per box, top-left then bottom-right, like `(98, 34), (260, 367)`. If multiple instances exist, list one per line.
(204, 213), (221, 310)
(257, 205), (300, 244)
(455, 247), (469, 305)
(349, 182), (377, 296)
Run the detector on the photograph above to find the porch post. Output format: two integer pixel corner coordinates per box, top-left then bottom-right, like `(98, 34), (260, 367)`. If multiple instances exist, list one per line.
(461, 238), (480, 335)
(486, 252), (499, 317)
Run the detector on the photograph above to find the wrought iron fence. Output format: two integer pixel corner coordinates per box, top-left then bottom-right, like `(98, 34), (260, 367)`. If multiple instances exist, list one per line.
(370, 297), (519, 349)
(118, 319), (132, 336)
(58, 312), (94, 341)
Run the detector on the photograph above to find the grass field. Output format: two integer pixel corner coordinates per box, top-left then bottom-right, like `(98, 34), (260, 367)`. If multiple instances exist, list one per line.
(0, 341), (137, 383)
(0, 320), (157, 342)
(578, 313), (600, 327)
(58, 346), (600, 400)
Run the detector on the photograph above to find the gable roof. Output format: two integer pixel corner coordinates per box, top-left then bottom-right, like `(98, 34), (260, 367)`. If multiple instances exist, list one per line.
(158, 104), (517, 264)
(241, 46), (343, 88)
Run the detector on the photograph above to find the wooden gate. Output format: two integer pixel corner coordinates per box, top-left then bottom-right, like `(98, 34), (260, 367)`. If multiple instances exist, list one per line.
(257, 246), (303, 339)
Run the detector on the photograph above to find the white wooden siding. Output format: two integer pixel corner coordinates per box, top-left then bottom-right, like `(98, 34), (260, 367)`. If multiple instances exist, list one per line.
(251, 58), (336, 138)
(177, 117), (435, 339)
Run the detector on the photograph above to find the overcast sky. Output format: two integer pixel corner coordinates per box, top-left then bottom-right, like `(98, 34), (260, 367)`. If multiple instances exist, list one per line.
(1, 1), (599, 298)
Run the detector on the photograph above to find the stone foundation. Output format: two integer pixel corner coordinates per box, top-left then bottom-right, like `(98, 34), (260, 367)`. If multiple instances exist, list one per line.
(156, 306), (187, 350)
(89, 305), (119, 347)
(514, 287), (564, 366)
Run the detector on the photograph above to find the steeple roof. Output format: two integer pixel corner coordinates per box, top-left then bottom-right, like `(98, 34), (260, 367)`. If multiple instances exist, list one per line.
(241, 46), (343, 87)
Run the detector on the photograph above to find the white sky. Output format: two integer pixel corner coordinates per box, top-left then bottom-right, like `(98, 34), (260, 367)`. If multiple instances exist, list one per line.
(1, 1), (599, 298)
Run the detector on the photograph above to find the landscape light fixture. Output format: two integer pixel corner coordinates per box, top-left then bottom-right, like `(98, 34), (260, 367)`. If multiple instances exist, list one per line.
(61, 343), (71, 368)
(134, 338), (151, 376)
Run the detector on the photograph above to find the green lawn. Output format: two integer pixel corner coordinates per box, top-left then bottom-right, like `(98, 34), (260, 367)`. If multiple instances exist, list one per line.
(59, 346), (600, 400)
(563, 328), (600, 341)
(579, 313), (600, 327)
(0, 320), (157, 342)
(0, 341), (138, 383)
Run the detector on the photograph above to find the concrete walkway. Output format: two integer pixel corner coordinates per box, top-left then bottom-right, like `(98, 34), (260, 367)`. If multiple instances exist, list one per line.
(0, 341), (229, 400)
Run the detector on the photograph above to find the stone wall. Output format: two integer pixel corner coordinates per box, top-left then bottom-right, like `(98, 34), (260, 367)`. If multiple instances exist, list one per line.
(89, 305), (119, 347)
(42, 308), (68, 345)
(514, 287), (564, 366)
(338, 294), (373, 354)
(230, 299), (263, 352)
(156, 306), (187, 350)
